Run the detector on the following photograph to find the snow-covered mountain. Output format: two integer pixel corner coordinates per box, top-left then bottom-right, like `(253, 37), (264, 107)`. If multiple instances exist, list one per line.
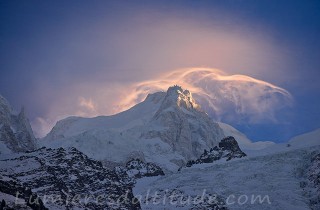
(41, 86), (225, 171)
(0, 95), (37, 155)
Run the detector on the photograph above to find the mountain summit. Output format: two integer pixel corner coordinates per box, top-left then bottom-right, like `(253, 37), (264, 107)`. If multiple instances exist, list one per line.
(41, 86), (224, 171)
(158, 85), (200, 111)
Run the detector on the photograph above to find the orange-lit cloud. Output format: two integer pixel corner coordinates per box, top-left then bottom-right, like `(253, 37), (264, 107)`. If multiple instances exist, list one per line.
(116, 68), (292, 123)
(77, 97), (98, 116)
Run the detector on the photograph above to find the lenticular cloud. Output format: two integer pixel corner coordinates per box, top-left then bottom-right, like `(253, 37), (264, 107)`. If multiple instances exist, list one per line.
(118, 68), (292, 124)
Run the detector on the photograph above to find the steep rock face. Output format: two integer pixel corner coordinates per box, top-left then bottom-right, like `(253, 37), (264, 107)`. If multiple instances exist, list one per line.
(0, 147), (140, 210)
(142, 85), (224, 160)
(0, 95), (37, 154)
(185, 136), (247, 168)
(218, 136), (247, 159)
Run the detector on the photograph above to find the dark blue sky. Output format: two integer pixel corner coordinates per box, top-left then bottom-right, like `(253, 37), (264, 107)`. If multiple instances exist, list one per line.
(1, 0), (320, 141)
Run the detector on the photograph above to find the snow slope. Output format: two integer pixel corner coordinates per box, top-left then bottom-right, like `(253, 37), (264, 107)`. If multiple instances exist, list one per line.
(133, 142), (320, 210)
(44, 91), (166, 140)
(237, 128), (320, 158)
(288, 128), (320, 148)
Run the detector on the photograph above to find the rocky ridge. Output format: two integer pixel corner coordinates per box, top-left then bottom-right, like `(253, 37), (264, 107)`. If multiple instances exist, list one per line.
(185, 136), (247, 168)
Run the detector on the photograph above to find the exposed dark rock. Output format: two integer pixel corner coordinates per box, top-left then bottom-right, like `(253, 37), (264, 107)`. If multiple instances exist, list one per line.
(184, 136), (247, 168)
(218, 136), (247, 161)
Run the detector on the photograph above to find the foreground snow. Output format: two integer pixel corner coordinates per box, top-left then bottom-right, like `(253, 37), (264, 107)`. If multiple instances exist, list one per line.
(133, 144), (320, 210)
